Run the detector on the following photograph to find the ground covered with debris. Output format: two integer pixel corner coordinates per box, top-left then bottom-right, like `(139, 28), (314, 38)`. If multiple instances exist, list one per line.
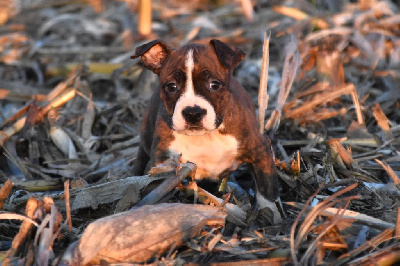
(0, 0), (399, 265)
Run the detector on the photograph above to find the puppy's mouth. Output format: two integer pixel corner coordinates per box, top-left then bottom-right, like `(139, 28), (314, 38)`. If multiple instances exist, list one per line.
(178, 126), (207, 136)
(186, 125), (204, 130)
(172, 124), (212, 136)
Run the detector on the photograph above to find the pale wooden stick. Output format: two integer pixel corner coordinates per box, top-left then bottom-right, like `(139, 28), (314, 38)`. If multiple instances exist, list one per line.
(240, 0), (254, 22)
(45, 68), (79, 102)
(39, 89), (76, 119)
(0, 117), (26, 145)
(350, 87), (365, 125)
(396, 207), (400, 237)
(138, 0), (152, 37)
(265, 36), (301, 132)
(64, 180), (72, 232)
(258, 32), (270, 134)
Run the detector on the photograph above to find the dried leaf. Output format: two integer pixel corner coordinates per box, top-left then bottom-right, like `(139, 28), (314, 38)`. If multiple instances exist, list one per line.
(327, 138), (354, 168)
(371, 103), (393, 140)
(350, 30), (378, 68)
(290, 150), (301, 178)
(316, 49), (344, 86)
(87, 0), (105, 13)
(353, 225), (369, 248)
(81, 97), (95, 141)
(0, 89), (76, 146)
(0, 180), (14, 210)
(346, 120), (374, 139)
(273, 6), (309, 20)
(34, 200), (60, 266)
(374, 159), (400, 186)
(49, 125), (78, 159)
(0, 33), (29, 62)
(285, 83), (364, 125)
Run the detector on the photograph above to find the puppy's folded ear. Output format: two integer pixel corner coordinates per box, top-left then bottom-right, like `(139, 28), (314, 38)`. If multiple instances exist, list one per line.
(209, 39), (245, 70)
(131, 40), (171, 75)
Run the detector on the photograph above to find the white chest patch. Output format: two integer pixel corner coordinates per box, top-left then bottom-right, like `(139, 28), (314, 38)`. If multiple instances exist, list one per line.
(168, 129), (239, 180)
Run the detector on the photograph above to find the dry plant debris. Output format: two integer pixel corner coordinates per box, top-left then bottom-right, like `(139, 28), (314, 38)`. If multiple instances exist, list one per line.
(0, 0), (399, 265)
(60, 203), (227, 265)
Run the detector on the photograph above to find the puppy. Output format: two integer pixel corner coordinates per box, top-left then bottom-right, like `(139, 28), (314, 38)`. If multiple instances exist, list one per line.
(131, 40), (281, 222)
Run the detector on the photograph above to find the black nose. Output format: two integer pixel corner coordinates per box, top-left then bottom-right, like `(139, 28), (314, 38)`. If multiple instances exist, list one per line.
(182, 106), (207, 124)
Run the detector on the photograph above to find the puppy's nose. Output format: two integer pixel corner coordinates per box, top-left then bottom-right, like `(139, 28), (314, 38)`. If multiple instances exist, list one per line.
(182, 106), (207, 124)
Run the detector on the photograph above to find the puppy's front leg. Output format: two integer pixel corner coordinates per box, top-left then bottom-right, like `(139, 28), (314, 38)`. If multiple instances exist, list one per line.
(252, 154), (279, 201)
(133, 144), (150, 175)
(247, 137), (282, 223)
(145, 118), (176, 172)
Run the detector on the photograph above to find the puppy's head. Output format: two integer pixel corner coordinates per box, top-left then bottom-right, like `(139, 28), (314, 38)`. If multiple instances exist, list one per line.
(131, 40), (245, 135)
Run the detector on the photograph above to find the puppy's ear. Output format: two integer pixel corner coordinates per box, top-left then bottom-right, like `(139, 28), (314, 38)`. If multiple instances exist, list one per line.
(131, 40), (171, 75)
(209, 39), (245, 70)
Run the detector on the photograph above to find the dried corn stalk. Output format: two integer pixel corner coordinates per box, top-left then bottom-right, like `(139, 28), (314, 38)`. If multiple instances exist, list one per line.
(61, 203), (227, 264)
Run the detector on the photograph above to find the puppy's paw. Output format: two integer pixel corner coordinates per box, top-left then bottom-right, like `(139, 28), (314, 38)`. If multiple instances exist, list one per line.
(256, 192), (282, 224)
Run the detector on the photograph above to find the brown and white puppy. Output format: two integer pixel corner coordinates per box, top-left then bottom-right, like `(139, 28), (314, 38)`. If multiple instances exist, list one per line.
(131, 40), (280, 222)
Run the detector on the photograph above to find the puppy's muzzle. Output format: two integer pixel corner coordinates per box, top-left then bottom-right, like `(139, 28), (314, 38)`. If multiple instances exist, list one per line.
(182, 105), (207, 124)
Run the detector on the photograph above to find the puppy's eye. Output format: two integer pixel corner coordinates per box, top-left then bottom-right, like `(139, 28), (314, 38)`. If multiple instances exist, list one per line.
(166, 82), (178, 93)
(209, 81), (220, 91)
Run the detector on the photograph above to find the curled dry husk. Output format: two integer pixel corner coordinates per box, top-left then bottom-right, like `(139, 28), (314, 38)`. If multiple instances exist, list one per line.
(60, 203), (227, 265)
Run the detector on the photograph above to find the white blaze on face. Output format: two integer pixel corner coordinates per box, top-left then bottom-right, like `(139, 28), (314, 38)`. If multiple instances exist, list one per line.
(171, 49), (217, 135)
